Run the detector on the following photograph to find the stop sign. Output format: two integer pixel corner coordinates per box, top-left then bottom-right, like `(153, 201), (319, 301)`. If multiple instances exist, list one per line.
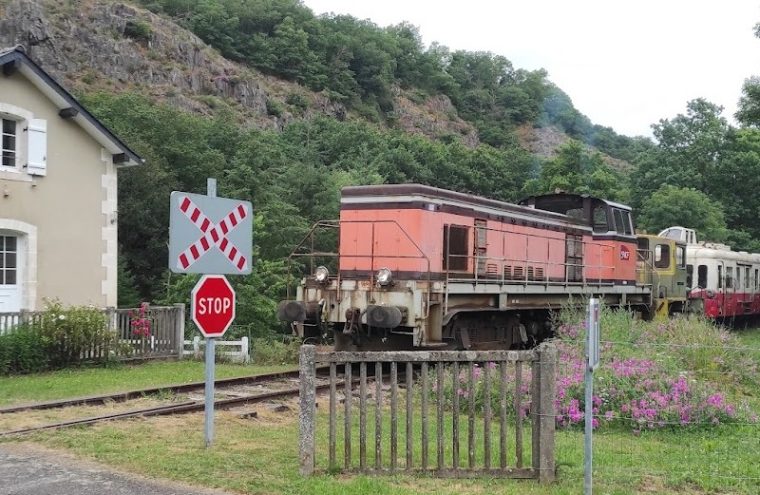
(192, 275), (236, 338)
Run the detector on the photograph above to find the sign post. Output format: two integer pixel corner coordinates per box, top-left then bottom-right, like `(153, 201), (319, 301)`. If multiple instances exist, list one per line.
(585, 298), (600, 495)
(192, 273), (235, 447)
(171, 178), (250, 448)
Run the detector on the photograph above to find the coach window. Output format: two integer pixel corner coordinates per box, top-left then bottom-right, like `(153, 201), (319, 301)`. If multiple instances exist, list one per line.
(654, 244), (670, 268)
(718, 265), (723, 289)
(443, 225), (469, 271)
(746, 267), (751, 289)
(686, 264), (693, 288)
(697, 265), (708, 289)
(726, 266), (734, 289)
(755, 269), (758, 290)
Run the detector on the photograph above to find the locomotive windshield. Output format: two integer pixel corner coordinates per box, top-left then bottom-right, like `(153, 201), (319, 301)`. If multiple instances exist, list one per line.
(519, 193), (634, 236)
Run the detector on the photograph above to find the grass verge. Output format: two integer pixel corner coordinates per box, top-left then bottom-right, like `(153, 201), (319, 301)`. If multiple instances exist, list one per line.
(0, 360), (295, 406)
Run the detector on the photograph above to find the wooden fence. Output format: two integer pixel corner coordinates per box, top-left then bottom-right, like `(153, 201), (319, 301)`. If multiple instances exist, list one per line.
(298, 343), (557, 482)
(0, 304), (185, 361)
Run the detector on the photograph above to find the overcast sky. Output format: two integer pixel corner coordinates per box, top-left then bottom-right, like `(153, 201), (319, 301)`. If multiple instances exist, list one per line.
(302, 0), (760, 138)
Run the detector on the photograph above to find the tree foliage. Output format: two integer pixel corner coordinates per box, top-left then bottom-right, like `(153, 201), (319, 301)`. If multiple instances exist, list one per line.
(135, 0), (638, 161)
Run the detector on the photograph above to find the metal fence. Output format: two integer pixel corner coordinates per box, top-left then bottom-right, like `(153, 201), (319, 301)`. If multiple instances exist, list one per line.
(298, 343), (558, 482)
(0, 304), (185, 361)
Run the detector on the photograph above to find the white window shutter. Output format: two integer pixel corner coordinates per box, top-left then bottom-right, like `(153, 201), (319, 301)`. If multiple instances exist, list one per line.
(27, 119), (47, 176)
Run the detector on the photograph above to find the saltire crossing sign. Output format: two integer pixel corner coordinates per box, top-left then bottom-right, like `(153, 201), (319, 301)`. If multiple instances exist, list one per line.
(169, 191), (253, 275)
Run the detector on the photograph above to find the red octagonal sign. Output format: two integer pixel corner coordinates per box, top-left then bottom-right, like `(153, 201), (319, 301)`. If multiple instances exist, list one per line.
(192, 275), (236, 338)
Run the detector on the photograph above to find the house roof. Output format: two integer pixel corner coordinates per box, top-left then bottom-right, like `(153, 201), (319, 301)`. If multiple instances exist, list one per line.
(0, 46), (143, 167)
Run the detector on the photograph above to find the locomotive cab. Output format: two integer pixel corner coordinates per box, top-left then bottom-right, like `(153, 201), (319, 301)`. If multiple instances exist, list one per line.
(635, 234), (689, 318)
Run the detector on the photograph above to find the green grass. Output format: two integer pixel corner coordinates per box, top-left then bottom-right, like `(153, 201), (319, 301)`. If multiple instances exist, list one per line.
(0, 320), (759, 494)
(0, 360), (295, 405)
(736, 325), (760, 348)
(6, 409), (757, 495)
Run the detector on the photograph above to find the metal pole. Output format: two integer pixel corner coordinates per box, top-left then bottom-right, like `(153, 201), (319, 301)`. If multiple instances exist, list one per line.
(205, 177), (217, 448)
(205, 337), (215, 447)
(584, 298), (599, 495)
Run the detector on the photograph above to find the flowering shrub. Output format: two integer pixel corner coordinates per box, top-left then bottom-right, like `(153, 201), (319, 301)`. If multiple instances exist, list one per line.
(553, 311), (758, 432)
(38, 301), (115, 368)
(432, 310), (759, 433)
(130, 302), (152, 338)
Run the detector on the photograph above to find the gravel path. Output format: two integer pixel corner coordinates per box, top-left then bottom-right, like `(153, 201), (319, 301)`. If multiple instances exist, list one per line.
(0, 443), (233, 495)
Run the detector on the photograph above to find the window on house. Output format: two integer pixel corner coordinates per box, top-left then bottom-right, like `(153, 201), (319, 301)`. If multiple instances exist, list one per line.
(0, 235), (17, 285)
(1, 118), (16, 168)
(443, 225), (469, 271)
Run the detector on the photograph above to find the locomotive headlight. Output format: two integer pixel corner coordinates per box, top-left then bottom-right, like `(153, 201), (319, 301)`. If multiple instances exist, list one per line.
(314, 266), (330, 283)
(376, 267), (393, 286)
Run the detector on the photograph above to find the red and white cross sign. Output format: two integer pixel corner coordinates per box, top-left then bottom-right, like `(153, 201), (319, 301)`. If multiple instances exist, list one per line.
(176, 195), (249, 272)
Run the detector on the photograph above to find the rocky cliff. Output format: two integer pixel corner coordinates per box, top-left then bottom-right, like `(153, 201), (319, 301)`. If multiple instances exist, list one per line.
(0, 0), (478, 142)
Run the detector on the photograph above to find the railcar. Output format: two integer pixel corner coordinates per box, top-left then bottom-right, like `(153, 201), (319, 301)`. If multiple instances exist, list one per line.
(660, 226), (760, 321)
(279, 184), (680, 350)
(636, 233), (689, 318)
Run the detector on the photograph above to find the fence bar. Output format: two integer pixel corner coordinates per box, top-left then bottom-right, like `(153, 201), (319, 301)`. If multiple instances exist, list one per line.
(298, 345), (316, 476)
(437, 361), (444, 471)
(533, 343), (557, 483)
(406, 361), (413, 470)
(301, 347), (555, 480)
(483, 362), (491, 470)
(468, 362), (475, 469)
(515, 361), (523, 468)
(375, 361), (382, 470)
(360, 362), (367, 470)
(499, 361), (508, 470)
(421, 361), (429, 470)
(390, 361), (398, 472)
(452, 361), (460, 471)
(344, 363), (352, 470)
(329, 362), (337, 470)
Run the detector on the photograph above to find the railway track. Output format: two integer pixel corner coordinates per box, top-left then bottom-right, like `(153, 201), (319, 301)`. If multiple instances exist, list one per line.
(0, 368), (342, 437)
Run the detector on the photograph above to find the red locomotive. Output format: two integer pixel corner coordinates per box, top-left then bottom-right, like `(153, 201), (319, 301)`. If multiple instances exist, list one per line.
(279, 184), (674, 350)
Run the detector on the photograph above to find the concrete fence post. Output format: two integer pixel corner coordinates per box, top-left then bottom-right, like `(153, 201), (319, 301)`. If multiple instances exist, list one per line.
(532, 342), (557, 483)
(241, 336), (250, 363)
(193, 336), (201, 359)
(174, 303), (186, 358)
(299, 344), (317, 476)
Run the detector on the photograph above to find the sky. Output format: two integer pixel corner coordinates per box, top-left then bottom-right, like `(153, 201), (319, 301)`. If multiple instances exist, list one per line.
(302, 0), (760, 138)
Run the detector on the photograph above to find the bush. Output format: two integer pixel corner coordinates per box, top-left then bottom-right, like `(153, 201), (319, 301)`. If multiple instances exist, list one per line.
(36, 301), (117, 369)
(250, 337), (301, 365)
(0, 326), (49, 374)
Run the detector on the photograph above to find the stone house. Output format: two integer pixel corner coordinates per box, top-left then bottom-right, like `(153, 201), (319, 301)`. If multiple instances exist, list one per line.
(0, 46), (142, 312)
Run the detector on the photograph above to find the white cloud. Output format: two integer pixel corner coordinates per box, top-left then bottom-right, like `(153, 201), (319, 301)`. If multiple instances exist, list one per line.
(303, 0), (760, 137)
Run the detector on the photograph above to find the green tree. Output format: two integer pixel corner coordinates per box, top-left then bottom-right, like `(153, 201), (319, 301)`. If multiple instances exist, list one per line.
(637, 185), (728, 241)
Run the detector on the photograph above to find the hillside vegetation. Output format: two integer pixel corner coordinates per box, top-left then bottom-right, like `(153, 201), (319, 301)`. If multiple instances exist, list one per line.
(4, 0), (760, 335)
